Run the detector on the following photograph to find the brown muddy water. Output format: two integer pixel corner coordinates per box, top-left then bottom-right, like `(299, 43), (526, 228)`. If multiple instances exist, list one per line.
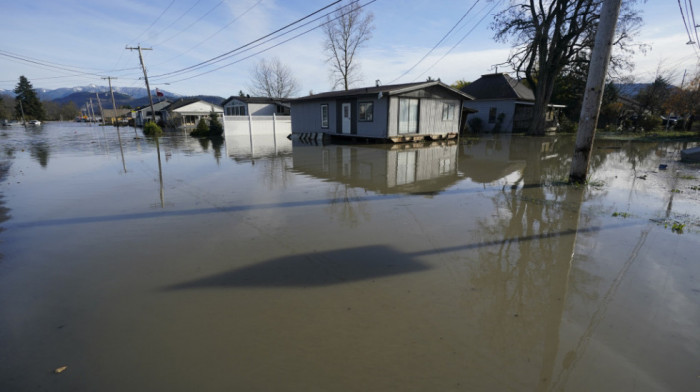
(1, 122), (699, 391)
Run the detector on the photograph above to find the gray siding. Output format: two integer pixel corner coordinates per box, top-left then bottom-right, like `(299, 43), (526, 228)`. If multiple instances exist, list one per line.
(248, 102), (276, 115)
(463, 100), (517, 132)
(355, 97), (389, 138)
(291, 101), (337, 134)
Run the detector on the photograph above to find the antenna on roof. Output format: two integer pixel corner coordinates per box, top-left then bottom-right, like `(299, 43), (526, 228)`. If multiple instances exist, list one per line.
(376, 79), (381, 87)
(490, 62), (509, 74)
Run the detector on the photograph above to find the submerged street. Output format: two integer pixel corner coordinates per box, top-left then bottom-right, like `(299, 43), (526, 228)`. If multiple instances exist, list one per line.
(1, 122), (699, 391)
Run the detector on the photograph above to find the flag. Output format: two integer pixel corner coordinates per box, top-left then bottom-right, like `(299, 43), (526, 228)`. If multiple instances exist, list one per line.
(156, 88), (164, 97)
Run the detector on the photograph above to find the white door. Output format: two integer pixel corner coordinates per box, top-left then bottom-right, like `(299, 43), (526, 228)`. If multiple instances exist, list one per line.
(341, 103), (351, 134)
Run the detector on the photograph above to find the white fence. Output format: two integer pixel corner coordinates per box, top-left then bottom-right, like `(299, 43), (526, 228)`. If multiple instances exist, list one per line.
(223, 114), (292, 138)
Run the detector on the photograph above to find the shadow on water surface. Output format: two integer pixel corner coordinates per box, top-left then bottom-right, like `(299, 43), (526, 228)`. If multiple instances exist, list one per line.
(165, 245), (430, 289)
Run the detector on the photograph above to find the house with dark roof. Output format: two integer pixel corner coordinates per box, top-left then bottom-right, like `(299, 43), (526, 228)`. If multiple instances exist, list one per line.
(162, 98), (223, 131)
(132, 100), (171, 127)
(222, 96), (290, 116)
(290, 81), (476, 143)
(461, 73), (564, 133)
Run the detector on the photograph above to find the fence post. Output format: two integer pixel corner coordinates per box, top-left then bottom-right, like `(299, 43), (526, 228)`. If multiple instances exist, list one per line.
(248, 113), (254, 156)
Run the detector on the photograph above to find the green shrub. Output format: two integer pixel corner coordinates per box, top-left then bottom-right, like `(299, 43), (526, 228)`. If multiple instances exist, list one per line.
(638, 114), (662, 132)
(468, 117), (483, 133)
(190, 118), (210, 137)
(558, 115), (577, 133)
(208, 111), (224, 137)
(143, 121), (162, 136)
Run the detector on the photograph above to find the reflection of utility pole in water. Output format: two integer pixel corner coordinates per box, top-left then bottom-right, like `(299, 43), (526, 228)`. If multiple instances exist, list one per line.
(104, 76), (127, 173)
(18, 99), (26, 126)
(127, 45), (163, 207)
(95, 91), (105, 126)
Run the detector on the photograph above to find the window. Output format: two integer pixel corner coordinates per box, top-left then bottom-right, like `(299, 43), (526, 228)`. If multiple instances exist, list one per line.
(321, 104), (329, 128)
(488, 107), (497, 123)
(442, 103), (455, 121)
(226, 103), (246, 116)
(358, 102), (374, 122)
(398, 98), (419, 134)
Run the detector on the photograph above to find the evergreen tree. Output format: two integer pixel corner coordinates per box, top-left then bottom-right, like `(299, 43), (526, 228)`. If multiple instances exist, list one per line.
(14, 76), (44, 121)
(208, 110), (223, 137)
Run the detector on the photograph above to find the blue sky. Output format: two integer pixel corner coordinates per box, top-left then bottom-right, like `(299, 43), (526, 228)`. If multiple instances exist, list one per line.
(1, 0), (698, 97)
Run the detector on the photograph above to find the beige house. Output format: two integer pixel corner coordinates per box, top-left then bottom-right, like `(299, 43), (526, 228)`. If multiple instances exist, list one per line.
(163, 98), (223, 131)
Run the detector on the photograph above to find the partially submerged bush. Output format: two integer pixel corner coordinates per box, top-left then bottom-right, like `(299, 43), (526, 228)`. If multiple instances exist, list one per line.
(143, 121), (162, 136)
(208, 111), (224, 137)
(558, 115), (577, 133)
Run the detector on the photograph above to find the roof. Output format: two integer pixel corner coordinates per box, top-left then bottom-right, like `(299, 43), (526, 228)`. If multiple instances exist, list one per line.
(462, 73), (535, 101)
(165, 98), (201, 111)
(222, 95), (290, 106)
(292, 81), (475, 102)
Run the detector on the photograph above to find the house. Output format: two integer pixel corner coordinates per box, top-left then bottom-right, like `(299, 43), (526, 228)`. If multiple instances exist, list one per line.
(132, 100), (171, 127)
(290, 81), (476, 143)
(222, 96), (290, 116)
(101, 108), (131, 126)
(461, 73), (564, 133)
(162, 98), (223, 131)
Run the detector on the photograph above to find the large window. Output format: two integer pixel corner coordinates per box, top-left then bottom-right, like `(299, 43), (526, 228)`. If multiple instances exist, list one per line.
(398, 98), (419, 134)
(321, 104), (329, 128)
(226, 103), (246, 116)
(442, 103), (455, 121)
(358, 101), (374, 122)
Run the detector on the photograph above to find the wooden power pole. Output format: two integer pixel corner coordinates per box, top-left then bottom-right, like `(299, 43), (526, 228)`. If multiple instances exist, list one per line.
(126, 45), (157, 124)
(569, 0), (623, 183)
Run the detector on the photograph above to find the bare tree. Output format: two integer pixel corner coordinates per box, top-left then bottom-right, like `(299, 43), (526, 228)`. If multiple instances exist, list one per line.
(249, 57), (299, 99)
(492, 0), (644, 135)
(323, 2), (374, 90)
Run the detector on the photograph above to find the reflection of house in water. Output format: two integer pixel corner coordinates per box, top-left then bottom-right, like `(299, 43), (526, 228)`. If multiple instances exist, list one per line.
(290, 141), (460, 195)
(458, 136), (526, 184)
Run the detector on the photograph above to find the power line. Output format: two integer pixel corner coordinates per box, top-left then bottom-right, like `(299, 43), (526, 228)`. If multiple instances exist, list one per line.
(150, 0), (344, 79)
(678, 0), (696, 45)
(156, 0), (227, 46)
(152, 0), (264, 67)
(154, 0), (377, 85)
(413, 0), (503, 82)
(130, 0), (177, 45)
(688, 0), (700, 49)
(389, 1), (480, 84)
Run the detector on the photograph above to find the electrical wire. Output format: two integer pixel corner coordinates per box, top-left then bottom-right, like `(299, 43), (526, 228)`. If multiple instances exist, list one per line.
(678, 0), (696, 44)
(155, 0), (227, 46)
(389, 1), (480, 84)
(152, 0), (264, 67)
(412, 0), (503, 82)
(687, 0), (700, 50)
(129, 0), (177, 45)
(150, 0), (343, 79)
(154, 0), (376, 85)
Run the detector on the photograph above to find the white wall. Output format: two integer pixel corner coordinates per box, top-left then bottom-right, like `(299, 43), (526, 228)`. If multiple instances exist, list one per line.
(223, 115), (292, 137)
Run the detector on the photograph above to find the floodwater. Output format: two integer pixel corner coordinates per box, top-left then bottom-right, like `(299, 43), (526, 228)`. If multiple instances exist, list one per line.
(1, 122), (699, 391)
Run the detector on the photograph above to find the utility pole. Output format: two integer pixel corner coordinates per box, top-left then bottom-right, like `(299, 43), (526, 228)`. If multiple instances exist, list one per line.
(126, 45), (157, 124)
(569, 0), (622, 183)
(103, 76), (120, 127)
(95, 91), (105, 126)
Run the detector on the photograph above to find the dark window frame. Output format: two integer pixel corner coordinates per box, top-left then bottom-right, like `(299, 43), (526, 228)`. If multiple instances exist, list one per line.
(358, 101), (374, 122)
(321, 104), (329, 128)
(488, 107), (497, 123)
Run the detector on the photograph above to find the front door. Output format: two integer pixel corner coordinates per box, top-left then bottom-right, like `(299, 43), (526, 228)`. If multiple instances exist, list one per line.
(341, 102), (351, 134)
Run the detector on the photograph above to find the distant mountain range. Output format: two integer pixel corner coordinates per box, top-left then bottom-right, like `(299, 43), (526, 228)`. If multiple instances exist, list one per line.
(0, 85), (225, 109)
